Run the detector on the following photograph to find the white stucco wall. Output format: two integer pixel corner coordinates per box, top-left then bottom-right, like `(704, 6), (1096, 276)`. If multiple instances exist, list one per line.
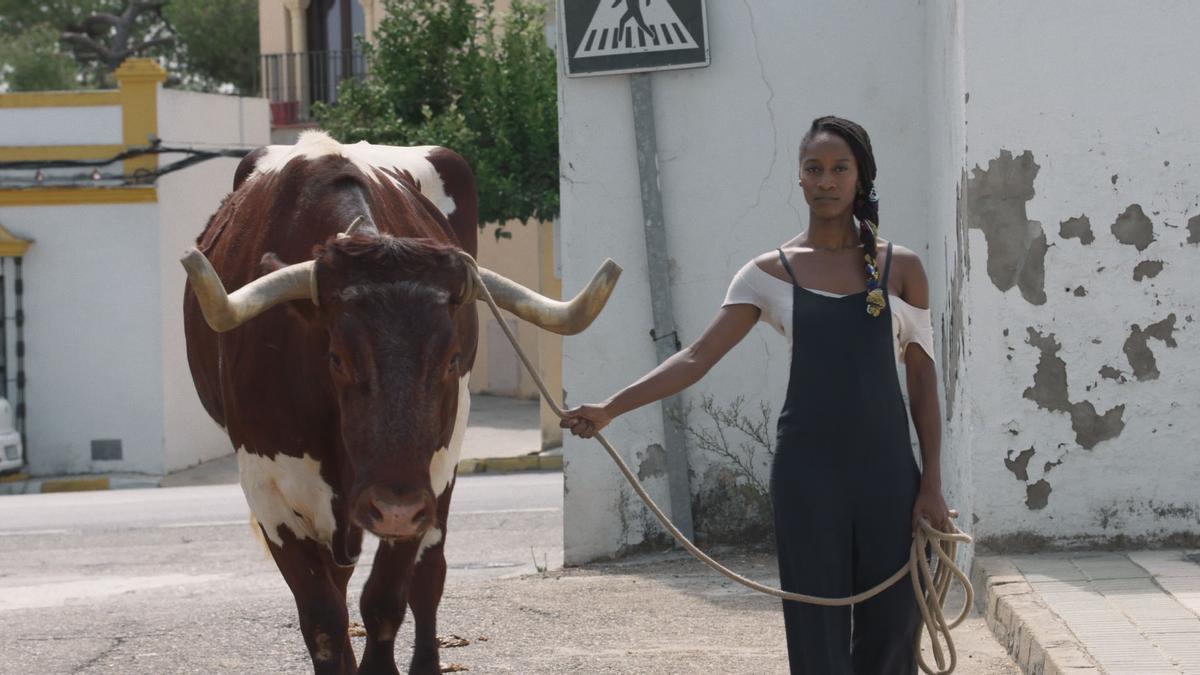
(0, 107), (123, 147)
(158, 91), (270, 473)
(0, 90), (270, 477)
(0, 203), (167, 476)
(958, 1), (1200, 549)
(561, 0), (1200, 563)
(560, 1), (935, 563)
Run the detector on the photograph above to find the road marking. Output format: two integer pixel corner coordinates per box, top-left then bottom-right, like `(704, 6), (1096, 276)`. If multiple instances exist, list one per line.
(453, 507), (561, 516)
(0, 529), (71, 537)
(157, 520), (246, 529)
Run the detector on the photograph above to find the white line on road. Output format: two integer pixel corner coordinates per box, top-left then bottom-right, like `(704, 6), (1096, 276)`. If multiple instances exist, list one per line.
(453, 507), (561, 516)
(157, 520), (247, 529)
(0, 529), (71, 537)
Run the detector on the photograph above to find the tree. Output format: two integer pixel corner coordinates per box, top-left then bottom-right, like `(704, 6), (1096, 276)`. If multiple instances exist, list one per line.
(0, 0), (257, 94)
(315, 0), (559, 228)
(59, 0), (176, 75)
(0, 24), (80, 92)
(164, 0), (258, 94)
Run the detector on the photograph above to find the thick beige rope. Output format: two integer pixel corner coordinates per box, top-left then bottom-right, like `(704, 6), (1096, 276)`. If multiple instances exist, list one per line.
(463, 255), (974, 675)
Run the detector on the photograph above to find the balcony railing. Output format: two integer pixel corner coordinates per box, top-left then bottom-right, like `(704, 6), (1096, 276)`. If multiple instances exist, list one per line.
(260, 50), (367, 126)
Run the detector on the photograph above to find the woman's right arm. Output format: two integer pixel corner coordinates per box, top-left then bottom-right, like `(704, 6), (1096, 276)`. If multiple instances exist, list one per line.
(561, 302), (761, 438)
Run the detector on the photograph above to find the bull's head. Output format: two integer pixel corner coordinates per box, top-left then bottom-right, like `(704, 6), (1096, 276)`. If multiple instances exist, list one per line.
(182, 225), (620, 541)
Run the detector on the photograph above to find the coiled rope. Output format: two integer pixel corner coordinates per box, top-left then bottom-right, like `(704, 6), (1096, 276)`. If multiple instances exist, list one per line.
(463, 255), (975, 674)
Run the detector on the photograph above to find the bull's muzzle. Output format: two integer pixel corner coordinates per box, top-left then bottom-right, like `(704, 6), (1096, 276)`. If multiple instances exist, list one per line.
(351, 485), (437, 540)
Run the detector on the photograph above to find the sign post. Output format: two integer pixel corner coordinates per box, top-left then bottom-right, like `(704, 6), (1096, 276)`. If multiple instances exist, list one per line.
(559, 1), (710, 541)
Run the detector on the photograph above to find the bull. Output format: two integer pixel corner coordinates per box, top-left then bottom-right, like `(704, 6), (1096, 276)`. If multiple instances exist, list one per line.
(181, 131), (618, 674)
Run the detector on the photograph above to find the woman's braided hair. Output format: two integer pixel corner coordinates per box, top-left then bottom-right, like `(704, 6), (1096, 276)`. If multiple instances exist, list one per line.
(800, 116), (886, 317)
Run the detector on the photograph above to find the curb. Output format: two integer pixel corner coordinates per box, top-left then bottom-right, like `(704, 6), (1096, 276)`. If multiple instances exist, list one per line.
(971, 556), (1102, 674)
(40, 476), (111, 493)
(0, 473), (162, 495)
(456, 453), (563, 475)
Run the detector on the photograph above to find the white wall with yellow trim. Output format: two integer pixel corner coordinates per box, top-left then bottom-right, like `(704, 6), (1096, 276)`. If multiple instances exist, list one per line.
(0, 60), (269, 477)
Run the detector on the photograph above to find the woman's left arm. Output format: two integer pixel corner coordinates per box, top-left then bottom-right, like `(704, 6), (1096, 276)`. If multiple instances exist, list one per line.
(896, 248), (951, 533)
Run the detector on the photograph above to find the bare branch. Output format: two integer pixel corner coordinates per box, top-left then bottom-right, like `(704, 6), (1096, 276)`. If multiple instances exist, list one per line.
(59, 33), (118, 64)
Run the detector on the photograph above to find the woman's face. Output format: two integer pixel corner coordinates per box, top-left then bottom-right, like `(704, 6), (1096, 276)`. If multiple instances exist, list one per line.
(798, 131), (859, 219)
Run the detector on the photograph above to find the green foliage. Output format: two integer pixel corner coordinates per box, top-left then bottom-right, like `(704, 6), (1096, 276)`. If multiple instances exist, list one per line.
(0, 0), (257, 93)
(164, 0), (259, 94)
(0, 0), (110, 37)
(315, 0), (559, 226)
(0, 24), (80, 91)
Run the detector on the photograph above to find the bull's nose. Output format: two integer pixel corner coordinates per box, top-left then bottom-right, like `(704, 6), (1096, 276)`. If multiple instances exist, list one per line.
(352, 486), (435, 539)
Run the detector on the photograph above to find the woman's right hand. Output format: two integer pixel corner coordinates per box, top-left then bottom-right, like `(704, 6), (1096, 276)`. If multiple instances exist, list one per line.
(559, 404), (613, 439)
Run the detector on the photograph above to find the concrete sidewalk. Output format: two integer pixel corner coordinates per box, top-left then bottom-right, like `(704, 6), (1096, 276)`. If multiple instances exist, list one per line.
(974, 549), (1200, 674)
(2, 394), (554, 493)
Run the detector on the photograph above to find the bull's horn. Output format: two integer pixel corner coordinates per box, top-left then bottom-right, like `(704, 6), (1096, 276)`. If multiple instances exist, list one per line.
(182, 248), (317, 332)
(476, 259), (622, 335)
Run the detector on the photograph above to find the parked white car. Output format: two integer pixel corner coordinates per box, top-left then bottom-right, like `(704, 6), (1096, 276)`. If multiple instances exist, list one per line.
(0, 398), (23, 473)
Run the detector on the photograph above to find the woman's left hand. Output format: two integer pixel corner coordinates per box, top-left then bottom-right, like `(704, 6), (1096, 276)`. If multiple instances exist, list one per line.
(912, 483), (950, 535)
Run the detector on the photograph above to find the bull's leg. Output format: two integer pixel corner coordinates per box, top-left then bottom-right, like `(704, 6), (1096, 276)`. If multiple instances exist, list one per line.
(358, 539), (420, 675)
(268, 528), (357, 675)
(406, 532), (449, 675)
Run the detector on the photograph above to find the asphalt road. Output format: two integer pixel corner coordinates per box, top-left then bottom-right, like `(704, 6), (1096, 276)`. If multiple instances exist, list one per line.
(0, 473), (1016, 674)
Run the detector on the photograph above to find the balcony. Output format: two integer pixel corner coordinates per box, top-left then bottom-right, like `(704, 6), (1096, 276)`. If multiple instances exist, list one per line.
(259, 50), (366, 126)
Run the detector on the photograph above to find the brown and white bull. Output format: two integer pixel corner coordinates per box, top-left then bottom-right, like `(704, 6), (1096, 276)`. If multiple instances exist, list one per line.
(182, 131), (618, 674)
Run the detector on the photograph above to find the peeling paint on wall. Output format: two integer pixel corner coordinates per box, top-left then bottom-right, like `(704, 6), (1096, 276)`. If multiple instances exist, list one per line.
(1099, 365), (1126, 382)
(1026, 480), (1052, 510)
(965, 150), (1047, 305)
(636, 444), (668, 481)
(941, 175), (970, 419)
(1133, 260), (1165, 281)
(1187, 214), (1200, 244)
(1023, 328), (1126, 450)
(1111, 204), (1156, 251)
(1004, 447), (1035, 481)
(1060, 215), (1095, 244)
(1123, 314), (1178, 381)
(1072, 286), (1087, 297)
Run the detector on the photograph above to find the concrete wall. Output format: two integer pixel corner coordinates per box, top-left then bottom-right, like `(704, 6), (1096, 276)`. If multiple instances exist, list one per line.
(957, 1), (1200, 550)
(560, 0), (1200, 563)
(559, 1), (934, 563)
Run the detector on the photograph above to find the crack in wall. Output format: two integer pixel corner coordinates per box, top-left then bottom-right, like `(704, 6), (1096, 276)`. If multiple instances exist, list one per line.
(729, 0), (780, 233)
(965, 150), (1047, 305)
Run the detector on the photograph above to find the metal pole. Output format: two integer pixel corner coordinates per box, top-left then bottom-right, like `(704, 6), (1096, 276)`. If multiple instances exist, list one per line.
(15, 258), (25, 449)
(630, 72), (694, 541)
(0, 258), (7, 400)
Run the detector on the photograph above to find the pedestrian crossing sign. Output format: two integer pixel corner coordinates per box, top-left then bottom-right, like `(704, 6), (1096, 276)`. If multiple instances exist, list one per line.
(559, 0), (709, 77)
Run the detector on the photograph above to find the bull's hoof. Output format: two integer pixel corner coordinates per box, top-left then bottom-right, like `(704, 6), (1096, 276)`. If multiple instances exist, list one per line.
(407, 649), (441, 675)
(358, 649), (400, 675)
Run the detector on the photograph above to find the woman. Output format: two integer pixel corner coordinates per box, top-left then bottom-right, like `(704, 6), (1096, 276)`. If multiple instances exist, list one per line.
(560, 116), (949, 674)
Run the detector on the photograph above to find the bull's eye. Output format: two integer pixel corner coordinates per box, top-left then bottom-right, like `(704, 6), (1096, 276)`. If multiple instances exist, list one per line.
(447, 354), (460, 377)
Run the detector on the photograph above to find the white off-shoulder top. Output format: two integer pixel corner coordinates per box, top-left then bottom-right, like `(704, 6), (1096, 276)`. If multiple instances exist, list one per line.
(722, 258), (935, 363)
